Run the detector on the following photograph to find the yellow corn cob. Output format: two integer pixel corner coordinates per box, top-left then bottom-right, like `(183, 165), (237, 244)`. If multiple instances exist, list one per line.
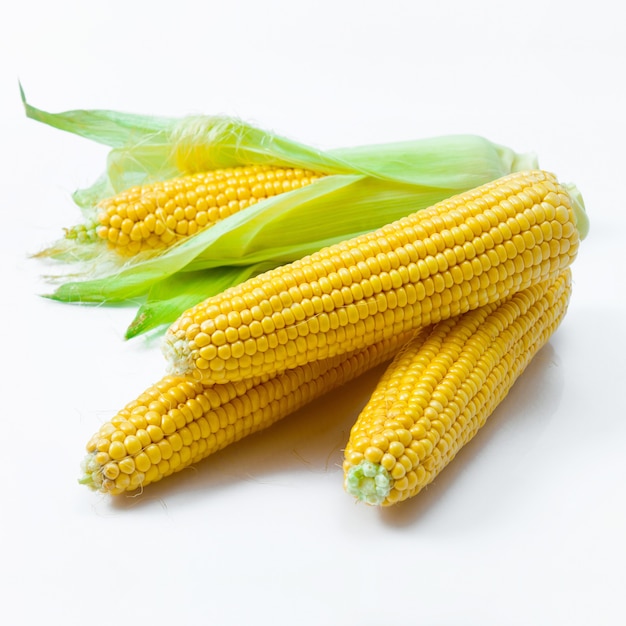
(162, 170), (582, 384)
(80, 330), (413, 495)
(88, 165), (324, 256)
(343, 269), (572, 506)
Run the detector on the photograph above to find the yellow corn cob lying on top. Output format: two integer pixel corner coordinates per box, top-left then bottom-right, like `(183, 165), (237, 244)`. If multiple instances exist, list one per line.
(343, 269), (572, 506)
(75, 165), (324, 256)
(162, 170), (581, 384)
(80, 330), (413, 495)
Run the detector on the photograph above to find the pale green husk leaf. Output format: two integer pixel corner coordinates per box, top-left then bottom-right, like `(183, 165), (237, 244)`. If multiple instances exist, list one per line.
(23, 86), (540, 337)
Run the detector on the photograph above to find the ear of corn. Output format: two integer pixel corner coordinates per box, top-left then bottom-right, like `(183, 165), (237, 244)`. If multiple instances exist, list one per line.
(343, 269), (572, 506)
(80, 165), (324, 257)
(162, 170), (582, 384)
(80, 330), (414, 495)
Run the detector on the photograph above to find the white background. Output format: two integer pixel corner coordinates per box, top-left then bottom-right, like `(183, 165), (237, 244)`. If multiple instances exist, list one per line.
(2, 1), (625, 624)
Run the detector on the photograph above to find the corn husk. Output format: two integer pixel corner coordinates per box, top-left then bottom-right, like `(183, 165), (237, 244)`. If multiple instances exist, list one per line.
(23, 86), (539, 337)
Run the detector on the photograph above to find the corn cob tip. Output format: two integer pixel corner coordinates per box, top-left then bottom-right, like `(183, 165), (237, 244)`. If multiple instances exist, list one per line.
(161, 335), (194, 377)
(345, 461), (392, 505)
(64, 217), (100, 244)
(79, 453), (101, 490)
(33, 221), (102, 260)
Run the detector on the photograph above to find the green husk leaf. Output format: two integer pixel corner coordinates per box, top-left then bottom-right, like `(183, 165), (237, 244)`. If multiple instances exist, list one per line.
(20, 83), (175, 148)
(125, 264), (273, 338)
(24, 87), (535, 213)
(24, 88), (541, 337)
(45, 173), (499, 304)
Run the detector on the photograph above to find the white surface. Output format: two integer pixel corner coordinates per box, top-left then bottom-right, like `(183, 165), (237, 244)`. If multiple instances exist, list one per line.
(1, 2), (625, 624)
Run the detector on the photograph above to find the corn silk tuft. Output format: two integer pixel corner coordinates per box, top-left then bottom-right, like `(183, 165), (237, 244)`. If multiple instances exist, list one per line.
(22, 85), (543, 338)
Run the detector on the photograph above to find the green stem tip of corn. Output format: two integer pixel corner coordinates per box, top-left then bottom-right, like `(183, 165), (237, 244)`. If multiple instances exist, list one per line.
(565, 182), (590, 240)
(345, 461), (392, 505)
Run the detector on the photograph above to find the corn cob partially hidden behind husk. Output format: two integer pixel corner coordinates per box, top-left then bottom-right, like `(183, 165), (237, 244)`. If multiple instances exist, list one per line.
(80, 331), (414, 495)
(162, 170), (583, 385)
(28, 90), (551, 331)
(343, 269), (572, 506)
(68, 165), (324, 257)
